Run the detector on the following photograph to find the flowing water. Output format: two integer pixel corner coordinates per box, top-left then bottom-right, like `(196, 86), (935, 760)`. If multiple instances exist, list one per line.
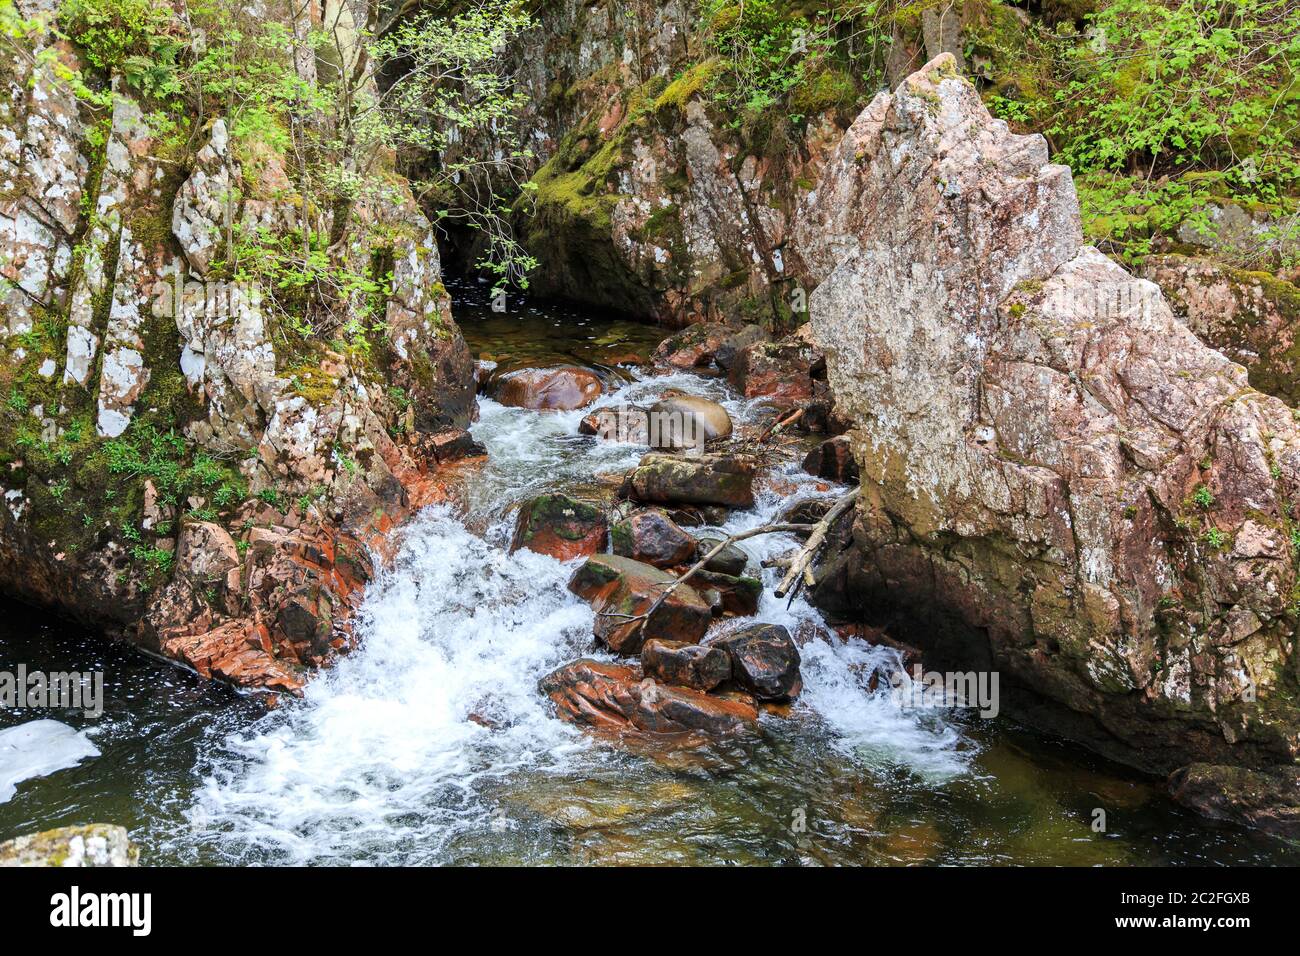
(1, 284), (1297, 865)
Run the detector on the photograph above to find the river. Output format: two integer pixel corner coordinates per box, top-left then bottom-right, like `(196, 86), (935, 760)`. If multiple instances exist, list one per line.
(0, 284), (1295, 865)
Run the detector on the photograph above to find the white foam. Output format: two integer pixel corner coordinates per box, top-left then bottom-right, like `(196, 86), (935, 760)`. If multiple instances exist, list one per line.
(0, 719), (100, 803)
(183, 368), (972, 862)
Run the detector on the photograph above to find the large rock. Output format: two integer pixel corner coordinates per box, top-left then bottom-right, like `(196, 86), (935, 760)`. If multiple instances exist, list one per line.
(1144, 254), (1300, 405)
(1168, 764), (1300, 839)
(710, 623), (802, 700)
(797, 55), (1300, 813)
(540, 659), (758, 739)
(611, 509), (696, 568)
(494, 366), (603, 410)
(694, 569), (762, 617)
(641, 638), (732, 691)
(510, 494), (608, 561)
(727, 338), (822, 408)
(568, 553), (711, 654)
(0, 824), (138, 867)
(625, 453), (757, 508)
(648, 393), (733, 448)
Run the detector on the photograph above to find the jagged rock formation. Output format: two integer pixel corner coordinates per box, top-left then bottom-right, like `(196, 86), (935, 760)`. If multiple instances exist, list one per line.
(802, 54), (1300, 831)
(0, 0), (475, 691)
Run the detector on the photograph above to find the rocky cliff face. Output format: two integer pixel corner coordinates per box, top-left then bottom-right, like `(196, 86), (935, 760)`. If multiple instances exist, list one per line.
(803, 55), (1300, 831)
(0, 0), (475, 692)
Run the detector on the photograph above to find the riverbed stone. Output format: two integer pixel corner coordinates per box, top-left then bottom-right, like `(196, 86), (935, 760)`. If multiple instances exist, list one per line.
(695, 569), (762, 617)
(652, 322), (731, 370)
(710, 623), (802, 700)
(579, 405), (651, 444)
(540, 659), (759, 739)
(647, 393), (733, 448)
(510, 493), (608, 561)
(625, 452), (757, 508)
(695, 536), (749, 576)
(0, 824), (138, 867)
(1168, 763), (1300, 839)
(611, 509), (696, 568)
(494, 366), (603, 410)
(568, 553), (712, 654)
(641, 639), (732, 691)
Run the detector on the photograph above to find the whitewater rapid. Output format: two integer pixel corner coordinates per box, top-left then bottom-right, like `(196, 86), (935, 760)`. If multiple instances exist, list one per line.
(178, 369), (974, 865)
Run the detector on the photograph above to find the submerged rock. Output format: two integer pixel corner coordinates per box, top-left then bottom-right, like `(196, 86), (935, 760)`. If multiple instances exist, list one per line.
(540, 659), (758, 739)
(0, 824), (137, 867)
(625, 453), (757, 509)
(611, 509), (696, 568)
(710, 623), (802, 701)
(494, 366), (603, 410)
(568, 553), (711, 654)
(510, 494), (608, 561)
(641, 638), (732, 691)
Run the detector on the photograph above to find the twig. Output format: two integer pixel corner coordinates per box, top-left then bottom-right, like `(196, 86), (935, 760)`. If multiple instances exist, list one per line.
(757, 406), (805, 443)
(774, 486), (860, 600)
(596, 522), (815, 630)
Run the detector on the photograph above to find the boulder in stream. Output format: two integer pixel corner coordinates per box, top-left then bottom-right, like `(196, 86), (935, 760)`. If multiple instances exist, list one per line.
(710, 623), (802, 701)
(540, 659), (758, 739)
(624, 453), (757, 509)
(493, 366), (603, 410)
(611, 509), (696, 568)
(647, 393), (733, 448)
(695, 535), (750, 576)
(802, 435), (859, 483)
(510, 494), (609, 561)
(641, 639), (732, 691)
(568, 553), (712, 654)
(727, 338), (823, 409)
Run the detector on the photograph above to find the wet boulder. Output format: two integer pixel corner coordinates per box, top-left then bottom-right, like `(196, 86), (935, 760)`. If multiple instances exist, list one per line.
(625, 453), (757, 509)
(510, 494), (609, 561)
(579, 405), (651, 444)
(641, 639), (732, 691)
(647, 393), (733, 449)
(568, 554), (712, 654)
(695, 536), (749, 576)
(493, 366), (603, 410)
(1168, 763), (1300, 840)
(710, 623), (802, 700)
(540, 659), (758, 739)
(611, 509), (696, 569)
(802, 435), (859, 483)
(695, 570), (762, 617)
(652, 322), (732, 370)
(727, 339), (823, 408)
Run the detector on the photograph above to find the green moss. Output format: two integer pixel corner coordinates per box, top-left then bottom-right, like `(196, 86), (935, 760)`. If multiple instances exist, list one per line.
(655, 60), (724, 115)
